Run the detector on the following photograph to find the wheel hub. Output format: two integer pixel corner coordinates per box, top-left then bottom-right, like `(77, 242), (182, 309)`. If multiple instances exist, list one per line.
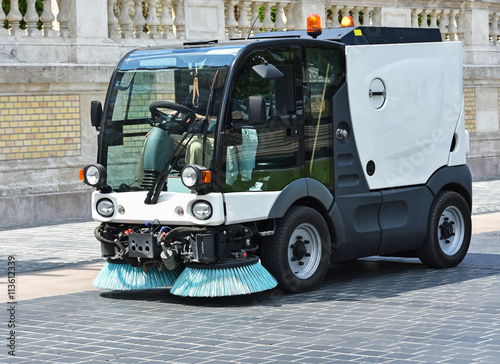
(439, 217), (455, 241)
(291, 239), (310, 262)
(287, 224), (321, 279)
(437, 206), (465, 256)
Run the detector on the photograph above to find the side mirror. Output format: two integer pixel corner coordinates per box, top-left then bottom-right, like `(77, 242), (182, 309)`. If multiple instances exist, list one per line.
(90, 101), (102, 130)
(246, 96), (266, 125)
(252, 63), (284, 80)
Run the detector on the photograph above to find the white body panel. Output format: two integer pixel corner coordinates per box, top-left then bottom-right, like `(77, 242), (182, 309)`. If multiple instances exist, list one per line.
(448, 108), (469, 166)
(346, 41), (464, 189)
(92, 191), (225, 226)
(92, 190), (281, 226)
(223, 191), (281, 224)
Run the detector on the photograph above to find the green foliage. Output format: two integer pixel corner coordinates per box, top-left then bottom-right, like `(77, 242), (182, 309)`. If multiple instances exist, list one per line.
(2, 0), (44, 30)
(257, 5), (276, 31)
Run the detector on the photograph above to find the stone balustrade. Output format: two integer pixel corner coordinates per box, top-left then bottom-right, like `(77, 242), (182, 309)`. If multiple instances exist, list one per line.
(1, 1), (499, 48)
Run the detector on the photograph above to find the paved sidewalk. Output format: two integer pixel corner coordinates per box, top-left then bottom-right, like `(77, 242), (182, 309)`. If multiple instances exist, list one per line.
(0, 219), (101, 273)
(471, 177), (500, 215)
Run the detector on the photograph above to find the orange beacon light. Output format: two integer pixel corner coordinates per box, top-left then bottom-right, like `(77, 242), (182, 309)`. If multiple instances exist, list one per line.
(340, 15), (355, 27)
(307, 14), (322, 38)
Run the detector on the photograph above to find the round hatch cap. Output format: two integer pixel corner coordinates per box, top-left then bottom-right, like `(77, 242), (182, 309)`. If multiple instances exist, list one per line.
(369, 78), (386, 109)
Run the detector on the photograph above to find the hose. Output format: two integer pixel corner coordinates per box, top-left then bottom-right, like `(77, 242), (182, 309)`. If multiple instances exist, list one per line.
(94, 225), (116, 244)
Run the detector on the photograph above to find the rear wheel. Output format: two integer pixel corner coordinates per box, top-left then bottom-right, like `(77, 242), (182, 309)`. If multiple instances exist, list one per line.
(261, 206), (331, 292)
(418, 191), (471, 268)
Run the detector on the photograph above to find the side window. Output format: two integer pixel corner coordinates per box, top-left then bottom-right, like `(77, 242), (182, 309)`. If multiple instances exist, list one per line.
(223, 47), (302, 192)
(304, 47), (345, 186)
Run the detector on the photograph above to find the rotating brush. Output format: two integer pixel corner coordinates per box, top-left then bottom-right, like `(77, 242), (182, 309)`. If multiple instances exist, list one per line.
(93, 261), (183, 291)
(170, 256), (277, 297)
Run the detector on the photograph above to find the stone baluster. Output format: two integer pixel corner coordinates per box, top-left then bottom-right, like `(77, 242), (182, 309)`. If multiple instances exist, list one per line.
(160, 0), (174, 39)
(56, 0), (70, 37)
(7, 0), (23, 36)
(283, 2), (295, 30)
(273, 2), (285, 31)
(420, 9), (429, 28)
(40, 0), (56, 37)
(118, 0), (134, 38)
(411, 9), (420, 28)
(348, 6), (359, 25)
(133, 0), (147, 38)
(108, 0), (120, 38)
(146, 0), (160, 38)
(0, 6), (7, 35)
(438, 9), (450, 41)
(455, 10), (464, 41)
(352, 7), (361, 26)
(24, 0), (39, 36)
(338, 6), (346, 20)
(340, 6), (351, 22)
(225, 0), (239, 39)
(429, 9), (438, 28)
(261, 2), (274, 32)
(371, 7), (382, 26)
(237, 1), (251, 38)
(328, 5), (341, 28)
(360, 7), (371, 26)
(448, 10), (457, 41)
(173, 0), (186, 40)
(491, 12), (500, 44)
(249, 2), (261, 36)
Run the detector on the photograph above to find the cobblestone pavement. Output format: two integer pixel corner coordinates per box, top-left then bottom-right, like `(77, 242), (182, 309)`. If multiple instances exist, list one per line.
(471, 177), (500, 215)
(0, 219), (100, 273)
(0, 179), (499, 363)
(1, 230), (499, 363)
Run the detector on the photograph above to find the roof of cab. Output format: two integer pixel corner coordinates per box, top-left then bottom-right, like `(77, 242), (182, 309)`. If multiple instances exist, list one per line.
(251, 26), (442, 45)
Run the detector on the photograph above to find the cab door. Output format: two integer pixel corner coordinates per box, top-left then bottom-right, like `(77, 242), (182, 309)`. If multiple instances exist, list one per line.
(221, 46), (303, 193)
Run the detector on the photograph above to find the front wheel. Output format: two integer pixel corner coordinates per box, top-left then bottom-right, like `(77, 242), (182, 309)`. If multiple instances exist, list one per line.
(417, 191), (471, 268)
(260, 206), (331, 293)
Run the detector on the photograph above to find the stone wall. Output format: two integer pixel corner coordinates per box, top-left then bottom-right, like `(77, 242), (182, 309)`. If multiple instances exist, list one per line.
(0, 64), (114, 226)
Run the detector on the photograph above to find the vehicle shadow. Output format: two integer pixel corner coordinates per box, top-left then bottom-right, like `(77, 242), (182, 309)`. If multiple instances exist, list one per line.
(98, 249), (500, 308)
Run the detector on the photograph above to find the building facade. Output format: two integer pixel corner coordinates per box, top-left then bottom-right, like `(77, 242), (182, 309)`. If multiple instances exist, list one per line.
(1, 0), (499, 226)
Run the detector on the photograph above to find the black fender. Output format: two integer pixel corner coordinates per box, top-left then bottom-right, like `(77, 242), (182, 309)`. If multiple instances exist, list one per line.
(426, 165), (472, 209)
(267, 178), (334, 219)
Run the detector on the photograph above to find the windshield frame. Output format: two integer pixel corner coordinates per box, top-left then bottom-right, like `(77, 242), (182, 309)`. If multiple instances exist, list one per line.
(97, 45), (244, 194)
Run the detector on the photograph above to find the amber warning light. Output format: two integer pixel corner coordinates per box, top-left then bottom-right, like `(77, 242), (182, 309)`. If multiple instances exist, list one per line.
(307, 14), (322, 38)
(340, 15), (355, 28)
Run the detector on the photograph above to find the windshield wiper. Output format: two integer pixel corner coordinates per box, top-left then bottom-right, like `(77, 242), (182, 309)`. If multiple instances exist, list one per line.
(144, 120), (205, 205)
(144, 70), (220, 205)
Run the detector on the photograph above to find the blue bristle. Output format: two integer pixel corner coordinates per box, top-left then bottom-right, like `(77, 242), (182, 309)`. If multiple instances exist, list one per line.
(93, 262), (182, 290)
(170, 261), (277, 297)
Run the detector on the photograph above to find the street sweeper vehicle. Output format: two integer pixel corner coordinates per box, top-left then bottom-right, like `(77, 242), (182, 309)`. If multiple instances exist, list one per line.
(81, 15), (472, 297)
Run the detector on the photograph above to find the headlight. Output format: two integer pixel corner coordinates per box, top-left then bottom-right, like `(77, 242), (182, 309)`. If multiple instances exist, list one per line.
(181, 165), (211, 192)
(192, 201), (212, 220)
(81, 163), (107, 188)
(181, 165), (198, 188)
(97, 198), (114, 217)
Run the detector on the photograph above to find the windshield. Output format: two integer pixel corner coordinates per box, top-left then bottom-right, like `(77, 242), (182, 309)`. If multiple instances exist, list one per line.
(101, 46), (241, 193)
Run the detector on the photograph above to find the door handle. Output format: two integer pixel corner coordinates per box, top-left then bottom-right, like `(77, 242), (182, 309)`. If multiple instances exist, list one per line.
(336, 128), (348, 140)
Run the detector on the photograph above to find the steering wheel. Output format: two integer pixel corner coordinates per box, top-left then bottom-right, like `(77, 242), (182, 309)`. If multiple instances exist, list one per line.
(149, 101), (196, 130)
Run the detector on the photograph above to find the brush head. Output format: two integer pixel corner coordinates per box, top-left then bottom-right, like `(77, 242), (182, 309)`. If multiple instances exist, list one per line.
(170, 257), (277, 297)
(93, 261), (182, 290)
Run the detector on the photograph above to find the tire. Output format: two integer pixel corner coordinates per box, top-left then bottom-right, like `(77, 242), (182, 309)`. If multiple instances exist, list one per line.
(417, 191), (471, 268)
(260, 206), (331, 293)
